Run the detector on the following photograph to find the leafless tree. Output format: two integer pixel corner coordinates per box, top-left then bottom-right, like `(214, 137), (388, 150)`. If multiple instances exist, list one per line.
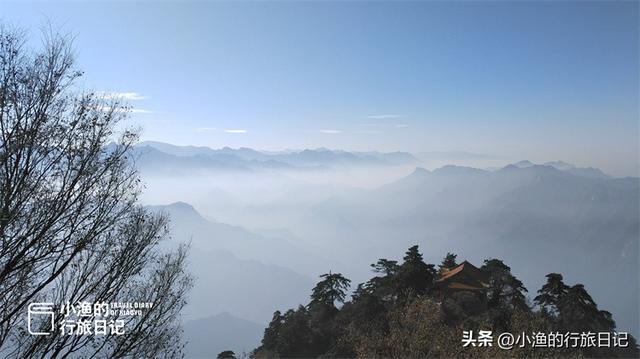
(0, 25), (192, 358)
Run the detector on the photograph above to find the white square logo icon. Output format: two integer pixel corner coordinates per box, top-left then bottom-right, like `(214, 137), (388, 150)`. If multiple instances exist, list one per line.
(28, 303), (54, 335)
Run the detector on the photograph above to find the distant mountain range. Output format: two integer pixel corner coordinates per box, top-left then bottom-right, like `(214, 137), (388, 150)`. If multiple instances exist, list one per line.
(302, 162), (638, 335)
(148, 201), (332, 276)
(147, 202), (327, 358)
(132, 141), (418, 173)
(137, 143), (638, 341)
(147, 202), (321, 321)
(125, 141), (618, 180)
(511, 159), (610, 179)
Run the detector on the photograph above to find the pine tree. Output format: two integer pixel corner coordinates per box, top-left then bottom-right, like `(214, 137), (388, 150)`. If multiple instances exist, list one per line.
(439, 252), (458, 272)
(371, 259), (399, 276)
(559, 284), (615, 333)
(534, 273), (569, 317)
(310, 272), (351, 308)
(481, 259), (528, 311)
(261, 311), (284, 349)
(396, 245), (437, 295)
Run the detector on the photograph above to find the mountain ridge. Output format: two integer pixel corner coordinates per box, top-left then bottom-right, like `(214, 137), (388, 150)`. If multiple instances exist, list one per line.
(135, 141), (419, 171)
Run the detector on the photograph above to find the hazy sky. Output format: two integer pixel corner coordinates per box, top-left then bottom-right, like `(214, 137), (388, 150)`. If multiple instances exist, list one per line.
(2, 1), (638, 176)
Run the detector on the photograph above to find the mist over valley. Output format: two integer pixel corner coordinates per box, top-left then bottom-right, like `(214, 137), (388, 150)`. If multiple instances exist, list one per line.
(136, 142), (639, 356)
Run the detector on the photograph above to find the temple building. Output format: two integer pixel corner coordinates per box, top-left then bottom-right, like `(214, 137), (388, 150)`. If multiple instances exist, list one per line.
(436, 260), (489, 291)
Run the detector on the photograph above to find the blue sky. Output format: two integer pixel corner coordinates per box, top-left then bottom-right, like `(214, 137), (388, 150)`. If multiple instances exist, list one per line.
(1, 1), (638, 176)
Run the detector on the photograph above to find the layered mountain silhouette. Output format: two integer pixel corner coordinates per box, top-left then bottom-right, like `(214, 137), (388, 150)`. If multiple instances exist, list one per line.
(133, 141), (418, 173)
(148, 201), (332, 276)
(302, 162), (638, 335)
(511, 159), (610, 179)
(146, 202), (325, 357)
(140, 149), (638, 340)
